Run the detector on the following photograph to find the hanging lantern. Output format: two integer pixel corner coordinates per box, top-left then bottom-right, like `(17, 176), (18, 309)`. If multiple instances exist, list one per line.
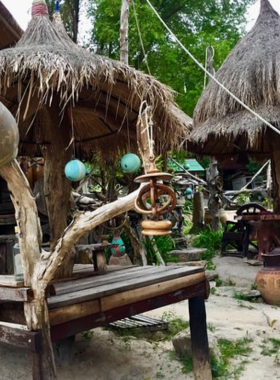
(64, 159), (86, 182)
(0, 102), (19, 168)
(120, 153), (141, 173)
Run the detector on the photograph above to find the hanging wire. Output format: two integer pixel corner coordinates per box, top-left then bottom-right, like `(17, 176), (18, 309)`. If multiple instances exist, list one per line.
(132, 0), (151, 75)
(145, 0), (280, 138)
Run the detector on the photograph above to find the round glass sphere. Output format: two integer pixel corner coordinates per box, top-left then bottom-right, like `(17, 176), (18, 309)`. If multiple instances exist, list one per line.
(120, 153), (141, 173)
(64, 159), (86, 182)
(184, 187), (193, 196)
(0, 102), (19, 168)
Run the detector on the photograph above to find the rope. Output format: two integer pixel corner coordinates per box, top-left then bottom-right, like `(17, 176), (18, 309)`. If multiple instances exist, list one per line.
(145, 0), (280, 138)
(132, 0), (151, 75)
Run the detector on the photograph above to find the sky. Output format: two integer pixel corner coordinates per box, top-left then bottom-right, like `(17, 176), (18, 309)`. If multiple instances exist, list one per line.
(2, 0), (280, 33)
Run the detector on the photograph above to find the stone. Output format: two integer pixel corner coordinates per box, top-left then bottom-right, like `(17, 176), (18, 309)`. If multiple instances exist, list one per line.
(206, 270), (219, 281)
(172, 330), (221, 360)
(170, 248), (206, 262)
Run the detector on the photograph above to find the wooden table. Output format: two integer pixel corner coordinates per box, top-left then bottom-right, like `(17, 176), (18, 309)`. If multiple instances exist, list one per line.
(0, 265), (212, 380)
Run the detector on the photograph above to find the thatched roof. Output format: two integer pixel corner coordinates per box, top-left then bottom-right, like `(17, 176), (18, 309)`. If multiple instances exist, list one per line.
(188, 0), (280, 159)
(0, 1), (23, 49)
(0, 0), (190, 159)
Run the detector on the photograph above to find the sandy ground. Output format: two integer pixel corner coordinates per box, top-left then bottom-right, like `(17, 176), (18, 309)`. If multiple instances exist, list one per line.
(1, 256), (280, 380)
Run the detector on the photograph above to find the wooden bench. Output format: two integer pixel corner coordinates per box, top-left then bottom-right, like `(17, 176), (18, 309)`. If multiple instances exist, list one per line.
(0, 265), (212, 380)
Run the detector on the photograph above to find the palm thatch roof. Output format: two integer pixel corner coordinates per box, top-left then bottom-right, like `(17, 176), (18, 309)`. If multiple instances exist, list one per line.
(188, 0), (280, 160)
(0, 0), (190, 159)
(0, 1), (22, 49)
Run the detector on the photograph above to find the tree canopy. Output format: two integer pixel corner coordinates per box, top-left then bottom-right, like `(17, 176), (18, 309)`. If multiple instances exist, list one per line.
(46, 0), (255, 116)
(87, 0), (255, 115)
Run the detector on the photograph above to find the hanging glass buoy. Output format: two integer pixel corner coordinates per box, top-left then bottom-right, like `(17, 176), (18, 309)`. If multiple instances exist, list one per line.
(64, 159), (86, 182)
(0, 102), (19, 168)
(120, 153), (141, 173)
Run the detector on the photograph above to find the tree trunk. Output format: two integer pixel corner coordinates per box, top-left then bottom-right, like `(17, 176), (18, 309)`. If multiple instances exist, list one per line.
(0, 160), (41, 285)
(0, 160), (56, 379)
(42, 106), (73, 277)
(207, 160), (220, 231)
(120, 0), (131, 64)
(205, 46), (220, 232)
(190, 191), (204, 233)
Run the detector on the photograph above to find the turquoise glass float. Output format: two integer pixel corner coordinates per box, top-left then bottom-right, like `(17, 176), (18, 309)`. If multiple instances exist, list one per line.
(64, 159), (86, 182)
(184, 187), (193, 196)
(0, 102), (19, 168)
(120, 153), (141, 173)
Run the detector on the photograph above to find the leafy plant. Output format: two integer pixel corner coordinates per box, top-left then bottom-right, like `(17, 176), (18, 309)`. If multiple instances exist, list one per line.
(161, 312), (189, 340)
(178, 336), (252, 378)
(192, 228), (223, 252)
(192, 227), (223, 268)
(143, 235), (176, 265)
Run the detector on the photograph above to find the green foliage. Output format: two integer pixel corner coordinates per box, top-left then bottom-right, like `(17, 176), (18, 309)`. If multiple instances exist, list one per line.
(246, 160), (262, 175)
(143, 235), (176, 265)
(192, 228), (222, 269)
(192, 228), (223, 253)
(87, 0), (254, 116)
(261, 338), (280, 356)
(179, 336), (252, 378)
(161, 312), (189, 340)
(235, 191), (251, 205)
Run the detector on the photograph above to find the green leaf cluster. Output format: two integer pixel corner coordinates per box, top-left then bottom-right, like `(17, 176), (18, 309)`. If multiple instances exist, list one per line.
(87, 0), (255, 116)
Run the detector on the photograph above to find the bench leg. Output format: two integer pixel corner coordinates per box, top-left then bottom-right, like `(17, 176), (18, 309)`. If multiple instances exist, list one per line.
(94, 249), (108, 274)
(189, 296), (212, 380)
(32, 351), (43, 380)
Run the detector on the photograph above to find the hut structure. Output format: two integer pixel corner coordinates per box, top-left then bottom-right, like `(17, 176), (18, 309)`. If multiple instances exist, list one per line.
(0, 0), (190, 276)
(0, 2), (211, 380)
(188, 0), (280, 211)
(0, 1), (22, 49)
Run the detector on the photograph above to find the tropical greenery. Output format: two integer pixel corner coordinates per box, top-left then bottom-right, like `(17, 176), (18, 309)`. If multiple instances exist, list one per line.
(47, 0), (255, 116)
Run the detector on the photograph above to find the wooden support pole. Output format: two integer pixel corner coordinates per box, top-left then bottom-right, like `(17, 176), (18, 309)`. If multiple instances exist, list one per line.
(189, 296), (212, 380)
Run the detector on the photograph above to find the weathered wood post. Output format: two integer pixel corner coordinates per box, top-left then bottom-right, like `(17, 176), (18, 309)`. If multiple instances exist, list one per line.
(120, 0), (132, 64)
(189, 296), (212, 380)
(205, 46), (221, 231)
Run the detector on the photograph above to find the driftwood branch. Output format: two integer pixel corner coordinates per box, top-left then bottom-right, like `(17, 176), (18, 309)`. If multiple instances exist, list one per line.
(0, 160), (41, 286)
(37, 188), (140, 283)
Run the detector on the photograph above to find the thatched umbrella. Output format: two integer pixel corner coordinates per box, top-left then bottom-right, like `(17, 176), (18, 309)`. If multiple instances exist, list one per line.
(188, 0), (280, 210)
(0, 0), (190, 255)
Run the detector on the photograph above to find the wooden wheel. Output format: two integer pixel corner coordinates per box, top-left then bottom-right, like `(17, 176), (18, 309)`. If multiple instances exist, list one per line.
(236, 203), (269, 216)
